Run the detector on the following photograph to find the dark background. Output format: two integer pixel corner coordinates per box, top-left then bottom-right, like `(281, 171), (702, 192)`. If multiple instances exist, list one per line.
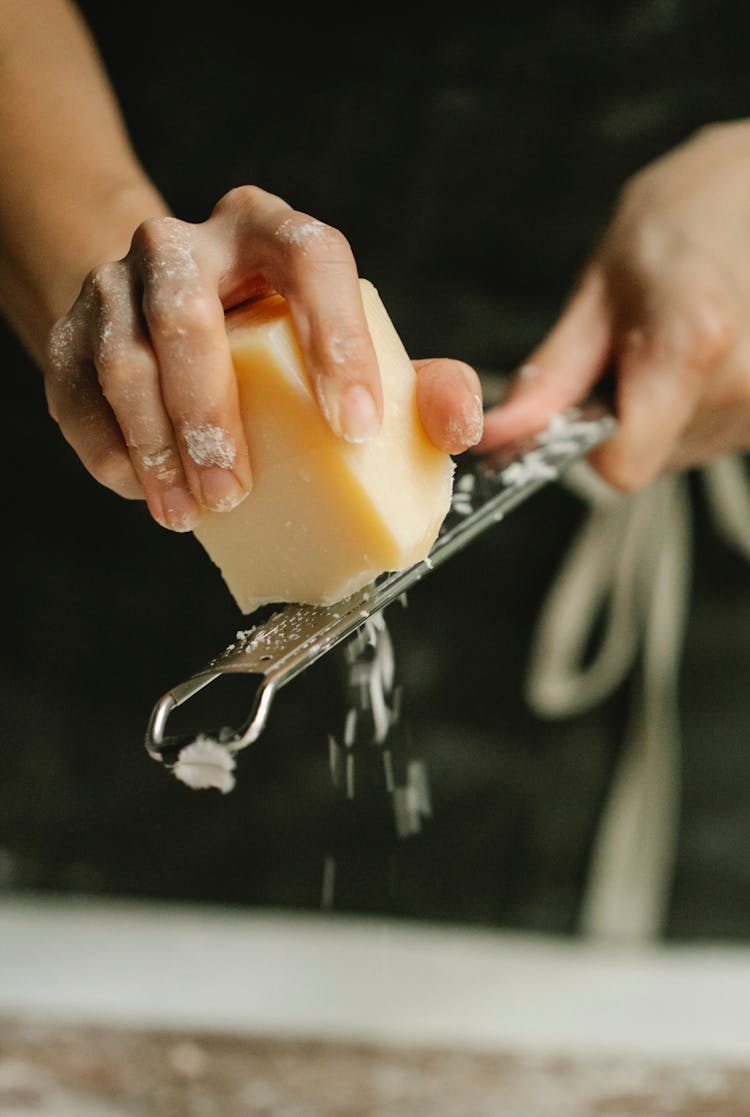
(2, 0), (750, 939)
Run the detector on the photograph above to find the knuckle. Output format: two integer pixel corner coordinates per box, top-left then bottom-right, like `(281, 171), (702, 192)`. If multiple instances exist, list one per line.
(594, 446), (655, 493)
(687, 301), (736, 369)
(81, 261), (126, 310)
(214, 184), (268, 215)
(323, 224), (351, 255)
(663, 299), (736, 373)
(306, 223), (350, 257)
(45, 314), (78, 374)
(278, 217), (350, 263)
(131, 214), (185, 255)
(135, 220), (201, 297)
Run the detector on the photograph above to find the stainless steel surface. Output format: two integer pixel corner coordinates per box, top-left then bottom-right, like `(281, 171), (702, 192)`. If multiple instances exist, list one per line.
(145, 404), (616, 775)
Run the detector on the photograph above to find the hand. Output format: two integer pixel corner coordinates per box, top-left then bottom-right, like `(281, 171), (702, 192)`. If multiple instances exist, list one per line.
(478, 120), (750, 490)
(45, 186), (483, 531)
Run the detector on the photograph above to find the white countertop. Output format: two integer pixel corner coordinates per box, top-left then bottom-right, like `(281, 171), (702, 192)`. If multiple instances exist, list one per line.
(1, 894), (749, 1061)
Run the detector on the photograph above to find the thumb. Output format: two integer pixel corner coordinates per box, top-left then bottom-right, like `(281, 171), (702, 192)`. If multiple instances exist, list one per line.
(477, 265), (612, 452)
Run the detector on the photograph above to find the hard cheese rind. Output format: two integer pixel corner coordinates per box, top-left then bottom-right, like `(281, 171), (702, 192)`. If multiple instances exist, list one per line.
(193, 279), (455, 613)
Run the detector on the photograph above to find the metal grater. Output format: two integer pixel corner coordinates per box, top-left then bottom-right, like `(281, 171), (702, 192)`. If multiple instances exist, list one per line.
(145, 402), (615, 781)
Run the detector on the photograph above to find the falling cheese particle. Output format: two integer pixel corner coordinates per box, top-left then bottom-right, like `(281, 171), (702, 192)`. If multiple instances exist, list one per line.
(193, 280), (454, 613)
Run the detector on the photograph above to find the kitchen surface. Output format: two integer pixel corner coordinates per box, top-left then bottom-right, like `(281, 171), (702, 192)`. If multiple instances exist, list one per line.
(2, 896), (750, 1115)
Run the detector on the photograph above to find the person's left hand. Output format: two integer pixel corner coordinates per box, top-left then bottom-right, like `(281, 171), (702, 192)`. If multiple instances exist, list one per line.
(477, 120), (750, 490)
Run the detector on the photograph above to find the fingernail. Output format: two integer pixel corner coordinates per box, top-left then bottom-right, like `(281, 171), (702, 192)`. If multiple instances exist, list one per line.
(159, 487), (201, 532)
(199, 467), (249, 512)
(447, 393), (484, 450)
(464, 393), (485, 446)
(337, 384), (380, 443)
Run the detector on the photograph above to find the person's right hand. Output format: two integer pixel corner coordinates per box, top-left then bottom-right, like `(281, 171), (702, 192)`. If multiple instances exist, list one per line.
(46, 185), (483, 531)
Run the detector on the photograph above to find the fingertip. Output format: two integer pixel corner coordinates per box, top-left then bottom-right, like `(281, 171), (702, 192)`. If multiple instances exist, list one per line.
(590, 328), (707, 492)
(586, 438), (661, 493)
(415, 358), (485, 453)
(475, 266), (613, 453)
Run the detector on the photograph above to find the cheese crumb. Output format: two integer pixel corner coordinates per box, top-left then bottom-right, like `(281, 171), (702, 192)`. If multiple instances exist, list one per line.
(183, 424), (236, 469)
(172, 736), (236, 793)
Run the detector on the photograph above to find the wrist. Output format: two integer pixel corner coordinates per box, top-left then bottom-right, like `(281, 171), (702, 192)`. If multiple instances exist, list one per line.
(44, 174), (170, 328)
(0, 171), (169, 366)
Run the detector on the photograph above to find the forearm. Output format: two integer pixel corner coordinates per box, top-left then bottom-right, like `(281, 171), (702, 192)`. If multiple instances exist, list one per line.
(0, 0), (168, 365)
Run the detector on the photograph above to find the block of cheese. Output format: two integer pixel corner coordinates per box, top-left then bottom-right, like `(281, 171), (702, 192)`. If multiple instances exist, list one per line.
(193, 279), (455, 613)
